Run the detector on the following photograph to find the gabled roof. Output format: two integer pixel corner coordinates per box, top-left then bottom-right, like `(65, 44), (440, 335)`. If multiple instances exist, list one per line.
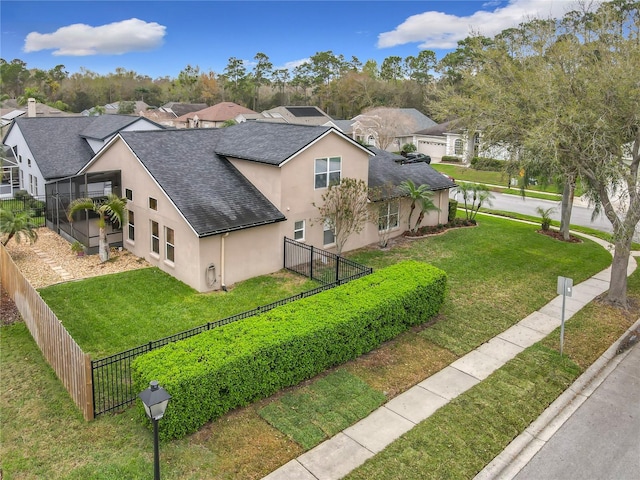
(4, 115), (164, 180)
(258, 106), (333, 125)
(354, 107), (437, 132)
(115, 129), (286, 237)
(215, 121), (337, 165)
(160, 102), (208, 117)
(368, 147), (456, 198)
(79, 115), (157, 141)
(176, 102), (257, 122)
(414, 119), (463, 136)
(7, 117), (96, 179)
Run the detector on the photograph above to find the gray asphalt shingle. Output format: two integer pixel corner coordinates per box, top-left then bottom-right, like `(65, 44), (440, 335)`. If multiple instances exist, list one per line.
(119, 129), (286, 237)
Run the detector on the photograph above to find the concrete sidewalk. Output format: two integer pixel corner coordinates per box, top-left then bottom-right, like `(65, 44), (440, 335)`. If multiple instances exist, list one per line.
(263, 246), (638, 480)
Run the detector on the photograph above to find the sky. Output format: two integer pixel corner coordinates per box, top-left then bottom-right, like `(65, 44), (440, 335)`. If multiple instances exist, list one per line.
(1, 0), (579, 80)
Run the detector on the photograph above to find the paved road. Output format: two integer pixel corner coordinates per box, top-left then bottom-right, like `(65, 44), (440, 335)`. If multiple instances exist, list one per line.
(452, 190), (614, 234)
(513, 343), (640, 480)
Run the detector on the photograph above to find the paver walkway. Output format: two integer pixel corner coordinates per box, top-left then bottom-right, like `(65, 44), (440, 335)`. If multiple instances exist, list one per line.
(32, 247), (74, 282)
(263, 241), (638, 480)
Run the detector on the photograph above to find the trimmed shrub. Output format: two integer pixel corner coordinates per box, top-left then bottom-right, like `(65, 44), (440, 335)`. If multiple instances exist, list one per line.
(448, 199), (458, 223)
(441, 155), (462, 163)
(132, 261), (447, 439)
(470, 156), (504, 171)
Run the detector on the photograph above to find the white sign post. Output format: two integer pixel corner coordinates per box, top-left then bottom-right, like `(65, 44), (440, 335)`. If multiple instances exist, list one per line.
(557, 276), (573, 356)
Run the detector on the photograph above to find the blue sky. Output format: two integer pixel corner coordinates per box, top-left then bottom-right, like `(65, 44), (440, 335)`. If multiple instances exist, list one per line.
(1, 0), (575, 79)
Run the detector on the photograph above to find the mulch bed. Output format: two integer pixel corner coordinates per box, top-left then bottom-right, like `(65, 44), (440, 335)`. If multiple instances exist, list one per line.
(1, 285), (21, 326)
(537, 229), (582, 243)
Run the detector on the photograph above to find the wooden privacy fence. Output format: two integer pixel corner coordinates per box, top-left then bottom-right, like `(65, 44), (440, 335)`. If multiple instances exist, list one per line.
(0, 244), (94, 420)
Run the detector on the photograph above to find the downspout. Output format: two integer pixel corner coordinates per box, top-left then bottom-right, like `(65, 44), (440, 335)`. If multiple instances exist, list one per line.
(220, 232), (229, 291)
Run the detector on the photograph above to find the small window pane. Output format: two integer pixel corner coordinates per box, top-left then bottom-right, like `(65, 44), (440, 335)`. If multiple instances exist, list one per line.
(151, 221), (159, 254)
(128, 210), (135, 241)
(149, 197), (157, 210)
(294, 220), (305, 241)
(165, 227), (174, 262)
(125, 189), (133, 201)
(323, 220), (335, 245)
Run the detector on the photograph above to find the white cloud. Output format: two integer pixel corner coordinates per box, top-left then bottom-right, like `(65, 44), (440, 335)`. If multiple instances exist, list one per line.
(377, 0), (584, 50)
(23, 18), (166, 56)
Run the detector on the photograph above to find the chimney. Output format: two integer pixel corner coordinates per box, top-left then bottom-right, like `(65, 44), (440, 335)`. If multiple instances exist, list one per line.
(28, 98), (36, 117)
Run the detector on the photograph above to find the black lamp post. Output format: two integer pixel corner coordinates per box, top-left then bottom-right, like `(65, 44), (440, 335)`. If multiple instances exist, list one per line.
(139, 380), (171, 480)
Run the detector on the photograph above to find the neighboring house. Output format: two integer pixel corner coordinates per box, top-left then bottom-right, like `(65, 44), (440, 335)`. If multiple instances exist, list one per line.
(409, 120), (511, 163)
(53, 122), (453, 292)
(236, 106), (334, 126)
(159, 102), (208, 118)
(1, 98), (79, 137)
(1, 145), (19, 199)
(175, 102), (257, 128)
(2, 114), (165, 198)
(350, 107), (437, 150)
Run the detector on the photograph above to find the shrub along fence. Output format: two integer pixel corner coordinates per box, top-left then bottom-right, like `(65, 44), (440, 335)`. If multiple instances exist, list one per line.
(91, 238), (373, 417)
(131, 261), (448, 440)
(0, 243), (94, 420)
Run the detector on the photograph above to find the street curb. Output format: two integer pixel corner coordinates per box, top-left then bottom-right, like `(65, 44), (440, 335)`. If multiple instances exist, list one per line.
(474, 316), (640, 480)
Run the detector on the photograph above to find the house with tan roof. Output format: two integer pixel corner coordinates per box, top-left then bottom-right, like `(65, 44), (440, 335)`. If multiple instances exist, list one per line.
(175, 102), (258, 128)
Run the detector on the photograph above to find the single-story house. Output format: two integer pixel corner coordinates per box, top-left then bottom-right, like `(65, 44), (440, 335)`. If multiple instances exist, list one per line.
(60, 122), (454, 292)
(175, 102), (257, 128)
(236, 106), (334, 126)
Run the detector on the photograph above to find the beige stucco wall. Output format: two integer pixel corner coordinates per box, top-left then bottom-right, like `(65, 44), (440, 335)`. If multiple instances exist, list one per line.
(85, 133), (451, 293)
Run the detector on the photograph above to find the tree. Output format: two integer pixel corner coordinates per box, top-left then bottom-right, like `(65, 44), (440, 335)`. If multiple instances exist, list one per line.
(355, 107), (418, 150)
(399, 179), (431, 232)
(0, 207), (38, 246)
(314, 178), (374, 255)
(250, 52), (273, 111)
(457, 183), (493, 221)
(435, 1), (640, 307)
(413, 194), (440, 232)
(67, 194), (127, 262)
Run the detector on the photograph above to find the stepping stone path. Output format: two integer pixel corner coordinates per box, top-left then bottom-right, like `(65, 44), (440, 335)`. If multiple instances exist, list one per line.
(32, 248), (74, 282)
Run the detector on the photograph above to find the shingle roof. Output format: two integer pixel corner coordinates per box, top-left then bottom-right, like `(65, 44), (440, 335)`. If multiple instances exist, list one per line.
(7, 115), (163, 179)
(414, 119), (462, 136)
(118, 129), (286, 237)
(9, 117), (96, 179)
(368, 147), (456, 199)
(161, 102), (208, 117)
(79, 114), (145, 140)
(215, 121), (333, 165)
(176, 102), (257, 122)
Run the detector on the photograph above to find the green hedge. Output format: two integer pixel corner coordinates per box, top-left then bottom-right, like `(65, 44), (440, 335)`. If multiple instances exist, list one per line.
(131, 261), (447, 439)
(441, 155), (462, 163)
(470, 156), (504, 171)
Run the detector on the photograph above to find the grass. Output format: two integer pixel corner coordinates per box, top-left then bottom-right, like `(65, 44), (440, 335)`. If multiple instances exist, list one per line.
(38, 268), (319, 358)
(478, 209), (640, 251)
(432, 163), (584, 201)
(346, 270), (640, 479)
(0, 215), (630, 479)
(258, 369), (386, 449)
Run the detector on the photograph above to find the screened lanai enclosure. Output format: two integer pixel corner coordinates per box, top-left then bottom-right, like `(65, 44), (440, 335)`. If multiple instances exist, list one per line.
(45, 171), (123, 253)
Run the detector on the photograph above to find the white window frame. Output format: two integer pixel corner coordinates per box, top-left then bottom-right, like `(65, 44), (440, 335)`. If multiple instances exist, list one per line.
(378, 201), (399, 232)
(127, 210), (135, 242)
(151, 220), (160, 256)
(165, 227), (175, 263)
(294, 220), (305, 241)
(314, 157), (341, 189)
(454, 139), (464, 156)
(323, 218), (335, 246)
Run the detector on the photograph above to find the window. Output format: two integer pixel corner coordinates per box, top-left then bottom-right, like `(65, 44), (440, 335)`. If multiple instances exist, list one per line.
(378, 202), (399, 232)
(125, 189), (133, 201)
(149, 197), (157, 210)
(18, 155), (22, 164)
(151, 221), (159, 254)
(128, 210), (135, 241)
(323, 219), (335, 246)
(33, 176), (38, 196)
(28, 174), (33, 194)
(454, 139), (464, 156)
(27, 158), (31, 167)
(294, 220), (305, 241)
(165, 227), (175, 263)
(315, 157), (341, 189)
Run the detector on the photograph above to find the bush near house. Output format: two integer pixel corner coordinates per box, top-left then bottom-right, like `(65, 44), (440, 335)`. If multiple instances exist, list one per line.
(441, 155), (462, 163)
(470, 156), (504, 171)
(132, 260), (447, 440)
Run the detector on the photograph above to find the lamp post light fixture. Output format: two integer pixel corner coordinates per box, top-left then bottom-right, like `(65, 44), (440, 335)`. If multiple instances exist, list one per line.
(139, 380), (171, 480)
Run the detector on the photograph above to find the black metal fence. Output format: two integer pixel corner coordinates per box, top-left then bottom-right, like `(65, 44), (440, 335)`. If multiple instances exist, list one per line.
(91, 239), (372, 416)
(0, 194), (47, 227)
(284, 237), (373, 284)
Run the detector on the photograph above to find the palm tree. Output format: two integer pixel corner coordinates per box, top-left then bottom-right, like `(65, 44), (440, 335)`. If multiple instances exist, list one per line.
(0, 207), (38, 246)
(458, 183), (494, 221)
(67, 194), (127, 262)
(399, 179), (431, 231)
(413, 194), (440, 232)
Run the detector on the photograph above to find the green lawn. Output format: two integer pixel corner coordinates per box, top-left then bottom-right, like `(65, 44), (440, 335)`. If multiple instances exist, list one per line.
(38, 268), (319, 358)
(1, 215), (628, 479)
